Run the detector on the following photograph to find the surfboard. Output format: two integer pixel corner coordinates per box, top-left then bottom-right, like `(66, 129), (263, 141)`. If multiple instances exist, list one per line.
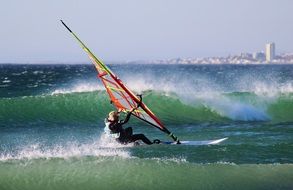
(160, 137), (228, 145)
(98, 136), (228, 148)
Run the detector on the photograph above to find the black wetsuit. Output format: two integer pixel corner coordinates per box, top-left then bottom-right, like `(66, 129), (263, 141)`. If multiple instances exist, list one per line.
(107, 111), (153, 145)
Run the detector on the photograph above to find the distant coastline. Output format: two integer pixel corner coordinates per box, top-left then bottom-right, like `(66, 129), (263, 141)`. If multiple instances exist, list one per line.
(1, 53), (293, 65)
(147, 53), (293, 65)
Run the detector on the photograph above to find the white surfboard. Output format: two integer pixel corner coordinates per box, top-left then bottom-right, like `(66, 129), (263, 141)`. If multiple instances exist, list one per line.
(161, 137), (228, 145)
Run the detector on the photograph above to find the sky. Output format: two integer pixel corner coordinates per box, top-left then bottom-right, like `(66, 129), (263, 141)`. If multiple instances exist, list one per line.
(0, 0), (292, 63)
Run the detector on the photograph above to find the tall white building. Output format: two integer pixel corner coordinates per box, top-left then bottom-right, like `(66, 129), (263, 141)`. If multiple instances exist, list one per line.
(265, 43), (275, 62)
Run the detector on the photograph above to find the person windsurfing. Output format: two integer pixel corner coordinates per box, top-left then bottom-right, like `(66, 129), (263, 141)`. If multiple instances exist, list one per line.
(104, 107), (160, 145)
(61, 20), (180, 144)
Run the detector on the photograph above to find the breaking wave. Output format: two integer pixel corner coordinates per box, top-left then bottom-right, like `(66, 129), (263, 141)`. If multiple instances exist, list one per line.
(0, 90), (292, 124)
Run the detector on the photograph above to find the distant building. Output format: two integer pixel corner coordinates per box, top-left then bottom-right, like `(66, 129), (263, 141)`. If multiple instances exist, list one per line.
(240, 53), (253, 59)
(253, 52), (265, 61)
(265, 43), (275, 62)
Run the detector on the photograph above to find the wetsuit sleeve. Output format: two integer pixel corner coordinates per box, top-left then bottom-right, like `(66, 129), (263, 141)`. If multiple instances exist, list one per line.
(120, 110), (133, 125)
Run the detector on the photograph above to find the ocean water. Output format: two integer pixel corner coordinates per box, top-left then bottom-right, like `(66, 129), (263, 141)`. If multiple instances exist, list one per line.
(0, 63), (293, 190)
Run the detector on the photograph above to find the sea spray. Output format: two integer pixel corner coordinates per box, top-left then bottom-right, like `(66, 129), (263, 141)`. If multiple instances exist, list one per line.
(0, 135), (131, 161)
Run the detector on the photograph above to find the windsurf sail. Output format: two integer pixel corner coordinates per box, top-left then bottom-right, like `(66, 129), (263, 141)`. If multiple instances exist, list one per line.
(61, 20), (180, 143)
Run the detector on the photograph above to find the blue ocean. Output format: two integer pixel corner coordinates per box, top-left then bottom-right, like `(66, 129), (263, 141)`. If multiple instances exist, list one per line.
(0, 63), (293, 190)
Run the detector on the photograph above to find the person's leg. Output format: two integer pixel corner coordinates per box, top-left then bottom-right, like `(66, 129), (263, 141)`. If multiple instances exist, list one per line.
(130, 134), (153, 145)
(124, 127), (133, 137)
(117, 127), (132, 144)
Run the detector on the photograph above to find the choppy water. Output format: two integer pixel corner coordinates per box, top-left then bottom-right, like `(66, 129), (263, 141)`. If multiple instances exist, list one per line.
(0, 64), (293, 189)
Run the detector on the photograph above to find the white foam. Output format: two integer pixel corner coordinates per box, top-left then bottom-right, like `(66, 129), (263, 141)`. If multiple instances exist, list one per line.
(147, 157), (188, 164)
(51, 83), (104, 95)
(0, 135), (131, 161)
(210, 100), (269, 121)
(170, 86), (270, 121)
(33, 70), (44, 75)
(235, 74), (293, 97)
(251, 82), (293, 97)
(2, 79), (11, 83)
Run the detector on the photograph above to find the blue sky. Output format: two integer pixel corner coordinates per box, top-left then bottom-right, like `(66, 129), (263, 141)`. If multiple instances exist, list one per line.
(0, 0), (292, 63)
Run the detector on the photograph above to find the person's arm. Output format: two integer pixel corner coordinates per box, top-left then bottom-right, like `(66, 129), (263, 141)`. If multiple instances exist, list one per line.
(120, 108), (135, 125)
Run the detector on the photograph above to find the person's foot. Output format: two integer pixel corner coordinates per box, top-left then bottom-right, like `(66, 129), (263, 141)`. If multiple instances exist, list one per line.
(153, 139), (161, 144)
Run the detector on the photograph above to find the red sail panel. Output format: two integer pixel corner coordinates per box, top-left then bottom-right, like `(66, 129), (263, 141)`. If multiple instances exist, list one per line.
(88, 56), (166, 131)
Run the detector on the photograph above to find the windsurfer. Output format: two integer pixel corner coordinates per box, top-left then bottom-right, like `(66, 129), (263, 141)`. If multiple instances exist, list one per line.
(61, 20), (179, 144)
(104, 108), (159, 145)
